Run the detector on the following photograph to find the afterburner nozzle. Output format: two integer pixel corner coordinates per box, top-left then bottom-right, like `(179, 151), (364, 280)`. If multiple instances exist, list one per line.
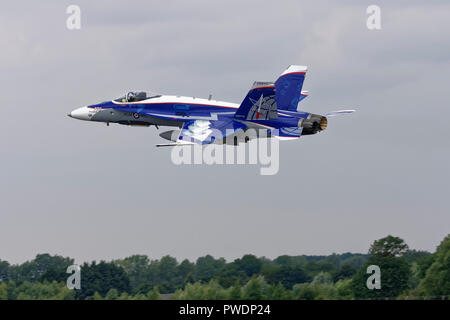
(320, 117), (328, 131)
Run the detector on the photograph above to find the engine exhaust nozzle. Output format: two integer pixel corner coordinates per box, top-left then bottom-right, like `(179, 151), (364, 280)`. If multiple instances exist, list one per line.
(320, 117), (328, 131)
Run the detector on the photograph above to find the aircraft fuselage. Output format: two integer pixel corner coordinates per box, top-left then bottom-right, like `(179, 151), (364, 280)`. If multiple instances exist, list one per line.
(69, 94), (325, 136)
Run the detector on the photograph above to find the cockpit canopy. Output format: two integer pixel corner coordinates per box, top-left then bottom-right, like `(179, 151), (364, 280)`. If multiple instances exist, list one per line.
(114, 91), (160, 103)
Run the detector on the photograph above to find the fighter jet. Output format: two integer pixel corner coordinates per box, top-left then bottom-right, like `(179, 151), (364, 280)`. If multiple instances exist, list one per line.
(68, 65), (354, 146)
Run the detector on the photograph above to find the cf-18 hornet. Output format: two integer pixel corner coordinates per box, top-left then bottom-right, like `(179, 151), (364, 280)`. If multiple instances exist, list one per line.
(68, 65), (354, 146)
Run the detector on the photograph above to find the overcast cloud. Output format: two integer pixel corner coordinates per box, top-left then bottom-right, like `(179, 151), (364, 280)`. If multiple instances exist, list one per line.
(0, 0), (449, 264)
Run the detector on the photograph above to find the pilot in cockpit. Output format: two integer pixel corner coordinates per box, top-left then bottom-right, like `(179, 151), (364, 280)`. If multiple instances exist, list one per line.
(126, 92), (136, 102)
(115, 91), (158, 103)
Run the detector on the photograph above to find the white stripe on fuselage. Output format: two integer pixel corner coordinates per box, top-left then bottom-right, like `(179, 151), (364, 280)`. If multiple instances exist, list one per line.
(111, 95), (301, 119)
(112, 95), (240, 109)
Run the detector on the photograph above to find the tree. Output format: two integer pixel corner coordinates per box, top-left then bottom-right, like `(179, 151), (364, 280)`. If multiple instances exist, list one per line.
(369, 235), (408, 257)
(311, 272), (333, 285)
(228, 282), (242, 300)
(12, 280), (74, 300)
(105, 288), (119, 300)
(158, 255), (180, 293)
(92, 292), (103, 300)
(418, 234), (450, 298)
(243, 276), (267, 300)
(146, 287), (160, 300)
(13, 254), (74, 282)
(172, 281), (227, 300)
(134, 283), (155, 295)
(217, 263), (247, 288)
(195, 255), (226, 283)
(266, 283), (290, 300)
(340, 254), (369, 270)
(416, 254), (435, 279)
(0, 282), (8, 300)
(325, 253), (342, 269)
(351, 236), (411, 299)
(335, 279), (353, 299)
(39, 268), (68, 283)
(205, 280), (228, 300)
(273, 255), (292, 266)
(75, 261), (130, 300)
(293, 282), (337, 300)
(173, 282), (204, 300)
(263, 265), (310, 289)
(333, 265), (357, 282)
(0, 260), (10, 282)
(130, 293), (147, 300)
(234, 255), (262, 277)
(178, 259), (195, 287)
(304, 261), (337, 279)
(293, 283), (315, 300)
(273, 255), (307, 266)
(113, 255), (150, 290)
(403, 250), (432, 264)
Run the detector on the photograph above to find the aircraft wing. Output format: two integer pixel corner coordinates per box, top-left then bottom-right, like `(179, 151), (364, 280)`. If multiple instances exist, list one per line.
(177, 119), (246, 145)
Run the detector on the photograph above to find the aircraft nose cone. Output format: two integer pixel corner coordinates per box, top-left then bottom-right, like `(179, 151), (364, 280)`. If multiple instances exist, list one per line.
(69, 106), (91, 121)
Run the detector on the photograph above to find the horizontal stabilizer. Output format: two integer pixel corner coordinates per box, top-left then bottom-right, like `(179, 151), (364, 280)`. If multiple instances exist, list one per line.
(298, 90), (309, 103)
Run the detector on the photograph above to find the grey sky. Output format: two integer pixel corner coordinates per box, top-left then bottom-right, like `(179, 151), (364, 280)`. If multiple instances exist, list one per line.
(0, 0), (449, 264)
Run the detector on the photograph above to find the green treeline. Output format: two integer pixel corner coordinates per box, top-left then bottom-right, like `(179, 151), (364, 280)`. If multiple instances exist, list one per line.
(0, 234), (448, 300)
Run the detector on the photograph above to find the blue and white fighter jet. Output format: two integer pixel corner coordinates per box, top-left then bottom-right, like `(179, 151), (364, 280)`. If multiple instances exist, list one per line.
(68, 65), (354, 146)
